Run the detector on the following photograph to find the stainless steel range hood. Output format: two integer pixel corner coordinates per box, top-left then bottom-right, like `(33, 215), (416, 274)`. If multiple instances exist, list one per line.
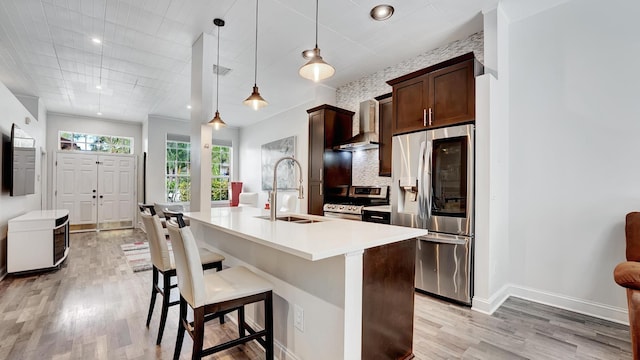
(335, 100), (379, 151)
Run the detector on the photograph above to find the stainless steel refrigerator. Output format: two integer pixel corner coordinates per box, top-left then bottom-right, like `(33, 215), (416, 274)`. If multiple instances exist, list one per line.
(391, 124), (474, 304)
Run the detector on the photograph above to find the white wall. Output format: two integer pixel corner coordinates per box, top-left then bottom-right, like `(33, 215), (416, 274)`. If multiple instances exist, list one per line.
(46, 113), (143, 212)
(0, 82), (47, 279)
(239, 86), (335, 212)
(472, 6), (513, 314)
(147, 115), (190, 205)
(505, 0), (640, 322)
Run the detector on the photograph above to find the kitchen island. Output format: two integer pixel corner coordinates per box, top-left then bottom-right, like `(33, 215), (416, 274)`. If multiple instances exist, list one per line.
(185, 206), (427, 360)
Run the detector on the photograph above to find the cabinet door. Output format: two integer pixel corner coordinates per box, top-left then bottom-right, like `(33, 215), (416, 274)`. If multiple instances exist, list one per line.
(377, 95), (392, 176)
(308, 111), (324, 183)
(308, 182), (323, 216)
(324, 151), (351, 188)
(428, 60), (475, 127)
(392, 75), (428, 135)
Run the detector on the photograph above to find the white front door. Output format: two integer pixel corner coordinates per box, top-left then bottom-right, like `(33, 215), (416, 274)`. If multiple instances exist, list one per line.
(55, 152), (136, 230)
(97, 155), (135, 230)
(56, 153), (98, 225)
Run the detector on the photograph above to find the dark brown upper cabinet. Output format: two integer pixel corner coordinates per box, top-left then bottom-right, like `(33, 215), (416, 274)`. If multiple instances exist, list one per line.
(375, 93), (392, 177)
(387, 52), (483, 136)
(307, 105), (354, 215)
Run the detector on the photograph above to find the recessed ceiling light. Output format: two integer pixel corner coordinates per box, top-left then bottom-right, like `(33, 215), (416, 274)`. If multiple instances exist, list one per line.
(370, 5), (394, 21)
(187, 105), (192, 109)
(301, 49), (316, 60)
(97, 112), (102, 116)
(92, 37), (101, 44)
(96, 84), (102, 90)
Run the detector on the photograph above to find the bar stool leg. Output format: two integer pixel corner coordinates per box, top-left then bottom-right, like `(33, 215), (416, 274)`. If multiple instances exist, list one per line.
(237, 306), (246, 337)
(156, 272), (171, 345)
(173, 297), (187, 360)
(146, 266), (159, 327)
(192, 307), (206, 360)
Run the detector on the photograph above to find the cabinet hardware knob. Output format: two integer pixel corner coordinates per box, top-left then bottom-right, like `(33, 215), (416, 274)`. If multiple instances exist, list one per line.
(423, 109), (427, 127)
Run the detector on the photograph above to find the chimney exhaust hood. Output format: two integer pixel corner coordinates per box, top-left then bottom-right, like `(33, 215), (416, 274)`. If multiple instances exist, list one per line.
(335, 100), (379, 151)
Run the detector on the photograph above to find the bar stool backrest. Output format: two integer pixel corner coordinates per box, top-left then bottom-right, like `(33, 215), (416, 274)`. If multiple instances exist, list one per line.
(140, 212), (172, 272)
(166, 221), (206, 308)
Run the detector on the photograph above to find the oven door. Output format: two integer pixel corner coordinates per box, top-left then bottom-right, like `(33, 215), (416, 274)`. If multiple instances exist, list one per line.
(323, 212), (362, 221)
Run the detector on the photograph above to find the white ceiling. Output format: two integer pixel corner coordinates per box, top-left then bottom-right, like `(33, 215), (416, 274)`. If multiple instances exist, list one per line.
(0, 0), (486, 127)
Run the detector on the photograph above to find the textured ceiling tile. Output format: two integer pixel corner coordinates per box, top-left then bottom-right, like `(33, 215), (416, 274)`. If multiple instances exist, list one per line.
(0, 0), (485, 126)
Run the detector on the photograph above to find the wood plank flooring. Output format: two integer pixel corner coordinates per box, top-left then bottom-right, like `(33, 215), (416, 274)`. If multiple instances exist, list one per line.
(0, 229), (632, 359)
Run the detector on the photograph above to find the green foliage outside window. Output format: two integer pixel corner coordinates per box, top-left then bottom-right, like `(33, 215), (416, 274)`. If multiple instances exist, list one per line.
(165, 141), (231, 202)
(211, 146), (230, 201)
(59, 131), (133, 154)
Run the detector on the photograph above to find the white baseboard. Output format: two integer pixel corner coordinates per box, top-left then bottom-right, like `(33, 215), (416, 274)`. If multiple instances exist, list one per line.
(471, 283), (510, 314)
(472, 283), (629, 325)
(508, 284), (629, 325)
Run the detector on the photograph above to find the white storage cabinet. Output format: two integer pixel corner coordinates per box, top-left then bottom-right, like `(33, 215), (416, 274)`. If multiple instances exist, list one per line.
(8, 210), (70, 273)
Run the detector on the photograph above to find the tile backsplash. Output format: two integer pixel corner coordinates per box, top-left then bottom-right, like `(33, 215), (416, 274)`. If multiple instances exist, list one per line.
(336, 31), (484, 186)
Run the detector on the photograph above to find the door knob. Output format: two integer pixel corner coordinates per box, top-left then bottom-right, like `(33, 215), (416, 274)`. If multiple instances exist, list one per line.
(93, 189), (96, 193)
(99, 195), (103, 199)
(92, 195), (96, 199)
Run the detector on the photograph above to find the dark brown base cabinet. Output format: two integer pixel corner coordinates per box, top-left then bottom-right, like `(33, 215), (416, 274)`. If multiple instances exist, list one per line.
(363, 239), (416, 359)
(387, 52), (483, 135)
(307, 105), (354, 215)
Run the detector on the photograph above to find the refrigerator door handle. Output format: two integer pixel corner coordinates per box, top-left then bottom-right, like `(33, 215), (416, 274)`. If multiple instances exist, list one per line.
(417, 140), (427, 221)
(425, 140), (433, 220)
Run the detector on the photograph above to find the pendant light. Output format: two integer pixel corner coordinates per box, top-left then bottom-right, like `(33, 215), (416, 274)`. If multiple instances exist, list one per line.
(209, 18), (227, 130)
(299, 0), (335, 82)
(243, 0), (268, 110)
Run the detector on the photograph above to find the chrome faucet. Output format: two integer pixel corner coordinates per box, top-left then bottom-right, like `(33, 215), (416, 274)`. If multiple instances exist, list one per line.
(270, 157), (304, 221)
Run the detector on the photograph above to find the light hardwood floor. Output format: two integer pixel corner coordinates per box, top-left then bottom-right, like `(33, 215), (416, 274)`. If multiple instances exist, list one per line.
(0, 229), (632, 359)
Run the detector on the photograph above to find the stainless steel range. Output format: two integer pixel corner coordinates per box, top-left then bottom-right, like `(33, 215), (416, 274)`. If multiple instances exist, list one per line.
(323, 186), (388, 220)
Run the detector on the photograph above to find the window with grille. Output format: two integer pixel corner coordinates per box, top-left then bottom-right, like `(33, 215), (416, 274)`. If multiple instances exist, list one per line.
(59, 131), (133, 154)
(165, 140), (231, 203)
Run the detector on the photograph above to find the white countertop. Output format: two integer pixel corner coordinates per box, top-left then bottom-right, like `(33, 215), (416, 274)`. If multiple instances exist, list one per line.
(9, 209), (69, 222)
(185, 207), (427, 261)
(362, 205), (391, 213)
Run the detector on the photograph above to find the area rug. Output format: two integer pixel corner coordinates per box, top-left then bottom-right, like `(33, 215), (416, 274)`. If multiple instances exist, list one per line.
(120, 241), (172, 272)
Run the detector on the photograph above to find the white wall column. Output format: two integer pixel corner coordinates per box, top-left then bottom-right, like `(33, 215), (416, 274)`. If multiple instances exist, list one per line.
(343, 250), (363, 360)
(190, 33), (216, 212)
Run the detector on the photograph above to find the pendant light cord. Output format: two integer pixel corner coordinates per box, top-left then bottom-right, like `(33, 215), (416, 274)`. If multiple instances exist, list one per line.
(216, 23), (220, 112)
(254, 0), (259, 86)
(315, 0), (319, 48)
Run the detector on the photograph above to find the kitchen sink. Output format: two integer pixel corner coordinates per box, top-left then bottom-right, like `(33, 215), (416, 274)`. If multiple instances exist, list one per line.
(255, 215), (323, 224)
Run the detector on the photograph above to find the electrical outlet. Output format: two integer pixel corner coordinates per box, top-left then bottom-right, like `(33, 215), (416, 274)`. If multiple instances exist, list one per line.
(294, 304), (304, 332)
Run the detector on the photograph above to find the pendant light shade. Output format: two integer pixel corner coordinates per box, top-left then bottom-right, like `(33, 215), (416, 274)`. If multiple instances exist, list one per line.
(208, 18), (227, 129)
(299, 47), (335, 82)
(299, 0), (334, 82)
(244, 0), (268, 110)
(210, 111), (225, 130)
(243, 85), (268, 110)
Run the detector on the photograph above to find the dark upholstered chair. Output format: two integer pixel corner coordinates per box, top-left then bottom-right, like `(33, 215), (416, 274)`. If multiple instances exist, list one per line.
(614, 212), (640, 359)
